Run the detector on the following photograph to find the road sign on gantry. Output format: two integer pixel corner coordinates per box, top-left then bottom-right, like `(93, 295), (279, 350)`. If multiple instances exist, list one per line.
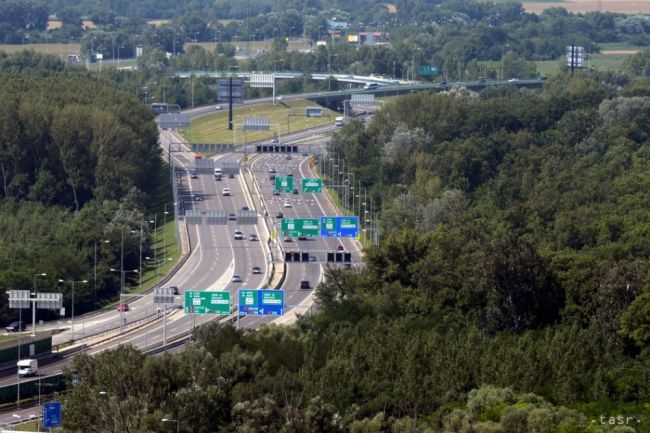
(274, 176), (294, 193)
(238, 289), (284, 316)
(301, 178), (322, 193)
(320, 216), (360, 238)
(281, 218), (320, 238)
(185, 291), (230, 315)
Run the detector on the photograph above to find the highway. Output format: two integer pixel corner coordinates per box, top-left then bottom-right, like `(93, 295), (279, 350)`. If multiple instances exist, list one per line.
(0, 99), (365, 428)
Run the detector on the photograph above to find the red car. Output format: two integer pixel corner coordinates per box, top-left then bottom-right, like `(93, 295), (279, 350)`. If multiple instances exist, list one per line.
(117, 303), (129, 312)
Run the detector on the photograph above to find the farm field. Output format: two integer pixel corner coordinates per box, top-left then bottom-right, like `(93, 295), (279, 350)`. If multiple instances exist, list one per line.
(524, 0), (650, 13)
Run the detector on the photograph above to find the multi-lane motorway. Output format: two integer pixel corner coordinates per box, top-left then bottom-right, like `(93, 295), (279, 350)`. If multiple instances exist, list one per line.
(0, 102), (362, 420)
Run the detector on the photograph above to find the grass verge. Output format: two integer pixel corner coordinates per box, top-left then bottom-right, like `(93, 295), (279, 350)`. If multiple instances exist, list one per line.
(180, 99), (337, 146)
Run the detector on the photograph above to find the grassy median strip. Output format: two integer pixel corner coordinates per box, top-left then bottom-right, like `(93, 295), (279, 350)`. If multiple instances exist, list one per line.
(181, 99), (337, 145)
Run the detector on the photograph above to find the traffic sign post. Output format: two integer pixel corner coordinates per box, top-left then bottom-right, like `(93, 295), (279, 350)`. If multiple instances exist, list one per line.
(43, 402), (62, 428)
(281, 218), (319, 238)
(184, 291), (230, 315)
(274, 176), (294, 193)
(301, 178), (323, 193)
(238, 289), (284, 316)
(320, 216), (360, 238)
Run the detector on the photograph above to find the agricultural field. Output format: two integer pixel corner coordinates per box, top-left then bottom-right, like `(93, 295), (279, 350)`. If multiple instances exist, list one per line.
(524, 0), (650, 13)
(0, 43), (81, 61)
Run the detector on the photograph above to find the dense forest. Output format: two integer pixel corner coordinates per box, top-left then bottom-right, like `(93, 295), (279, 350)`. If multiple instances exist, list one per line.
(0, 51), (163, 323)
(60, 75), (650, 432)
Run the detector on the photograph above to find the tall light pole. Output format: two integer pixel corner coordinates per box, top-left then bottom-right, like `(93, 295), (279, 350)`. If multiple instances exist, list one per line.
(501, 43), (509, 82)
(57, 279), (87, 341)
(32, 273), (46, 336)
(109, 229), (138, 332)
(162, 418), (180, 433)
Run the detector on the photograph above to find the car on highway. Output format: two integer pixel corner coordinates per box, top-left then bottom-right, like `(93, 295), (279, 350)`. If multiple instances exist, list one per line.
(275, 212), (283, 219)
(190, 171), (198, 179)
(284, 235), (292, 242)
(269, 167), (276, 173)
(215, 105), (223, 110)
(272, 190), (280, 195)
(170, 286), (180, 295)
(298, 234), (307, 240)
(276, 95), (284, 101)
(241, 206), (249, 211)
(285, 155), (292, 160)
(269, 174), (276, 181)
(293, 189), (299, 194)
(117, 302), (129, 312)
(300, 280), (311, 289)
(271, 136), (279, 144)
(6, 321), (26, 332)
(309, 255), (317, 262)
(231, 275), (243, 283)
(284, 201), (292, 208)
(228, 173), (235, 178)
(287, 173), (293, 177)
(228, 213), (237, 221)
(337, 245), (345, 251)
(234, 229), (243, 240)
(251, 266), (262, 274)
(249, 233), (258, 241)
(508, 78), (519, 82)
(193, 194), (203, 201)
(222, 188), (231, 196)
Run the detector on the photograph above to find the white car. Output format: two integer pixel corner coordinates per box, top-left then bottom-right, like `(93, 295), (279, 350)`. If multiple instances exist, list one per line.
(234, 229), (243, 240)
(283, 201), (292, 208)
(222, 188), (231, 196)
(276, 95), (284, 101)
(231, 275), (242, 283)
(215, 105), (223, 110)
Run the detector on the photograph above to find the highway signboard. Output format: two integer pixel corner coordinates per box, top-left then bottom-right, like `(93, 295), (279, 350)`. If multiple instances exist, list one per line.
(418, 65), (439, 76)
(320, 216), (360, 238)
(281, 218), (319, 238)
(238, 289), (284, 316)
(274, 176), (294, 193)
(43, 402), (62, 428)
(301, 178), (323, 193)
(184, 291), (230, 315)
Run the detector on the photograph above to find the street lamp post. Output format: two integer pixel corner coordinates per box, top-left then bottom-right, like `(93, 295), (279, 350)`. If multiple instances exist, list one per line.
(32, 273), (46, 336)
(57, 280), (87, 341)
(162, 418), (180, 433)
(109, 229), (138, 332)
(501, 43), (509, 82)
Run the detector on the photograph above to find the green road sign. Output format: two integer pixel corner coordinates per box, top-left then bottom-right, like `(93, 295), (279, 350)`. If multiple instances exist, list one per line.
(301, 178), (323, 193)
(418, 65), (439, 76)
(184, 291), (230, 315)
(274, 176), (294, 193)
(281, 218), (320, 238)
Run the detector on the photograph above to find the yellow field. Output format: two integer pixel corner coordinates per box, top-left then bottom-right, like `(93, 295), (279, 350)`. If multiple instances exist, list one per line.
(0, 43), (81, 60)
(182, 99), (336, 144)
(524, 0), (650, 13)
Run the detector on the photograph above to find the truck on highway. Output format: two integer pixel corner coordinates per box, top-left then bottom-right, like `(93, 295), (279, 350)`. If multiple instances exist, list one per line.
(17, 359), (38, 377)
(334, 116), (345, 127)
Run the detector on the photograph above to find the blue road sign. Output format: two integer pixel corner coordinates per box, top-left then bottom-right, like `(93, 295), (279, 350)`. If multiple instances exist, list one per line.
(320, 216), (359, 238)
(43, 402), (62, 428)
(239, 289), (284, 316)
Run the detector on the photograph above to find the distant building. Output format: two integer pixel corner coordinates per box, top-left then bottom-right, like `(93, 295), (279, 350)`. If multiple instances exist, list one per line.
(346, 32), (389, 45)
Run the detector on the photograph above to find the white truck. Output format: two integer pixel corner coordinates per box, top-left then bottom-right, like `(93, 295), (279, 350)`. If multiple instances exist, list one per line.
(334, 116), (345, 127)
(17, 359), (38, 377)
